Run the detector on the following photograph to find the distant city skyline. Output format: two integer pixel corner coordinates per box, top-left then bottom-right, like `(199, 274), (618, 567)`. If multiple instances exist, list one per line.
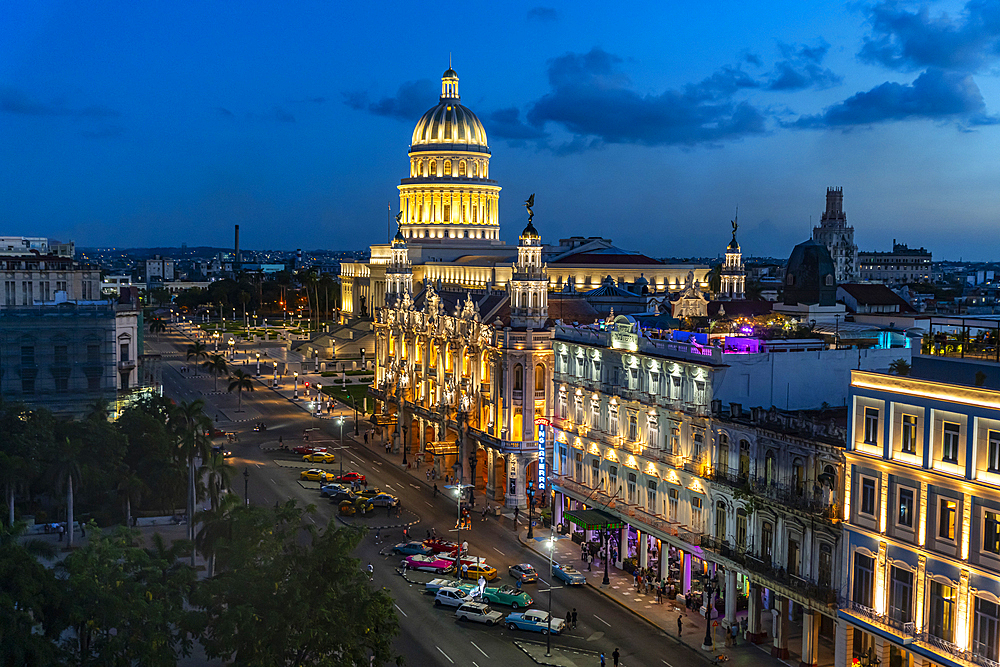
(2, 1), (999, 260)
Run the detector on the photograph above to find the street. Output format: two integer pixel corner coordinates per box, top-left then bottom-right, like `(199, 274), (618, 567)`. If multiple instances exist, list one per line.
(153, 324), (724, 667)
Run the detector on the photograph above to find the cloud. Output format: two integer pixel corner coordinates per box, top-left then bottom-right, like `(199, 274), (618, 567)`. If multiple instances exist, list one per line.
(486, 107), (547, 140)
(525, 47), (767, 148)
(860, 0), (1000, 73)
(1, 87), (121, 118)
(343, 79), (436, 121)
(527, 7), (558, 22)
(792, 67), (992, 127)
(766, 41), (843, 90)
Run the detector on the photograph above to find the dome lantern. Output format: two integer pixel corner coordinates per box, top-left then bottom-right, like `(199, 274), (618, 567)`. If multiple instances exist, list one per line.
(441, 68), (459, 99)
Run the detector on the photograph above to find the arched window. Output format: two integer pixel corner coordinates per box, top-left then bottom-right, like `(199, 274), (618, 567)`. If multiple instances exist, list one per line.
(715, 501), (727, 541)
(824, 274), (834, 286)
(535, 363), (545, 392)
(444, 160), (452, 176)
(765, 450), (776, 485)
(718, 433), (729, 471)
(513, 364), (523, 391)
(739, 440), (751, 479)
(459, 161), (466, 176)
(429, 160), (436, 175)
(792, 457), (804, 495)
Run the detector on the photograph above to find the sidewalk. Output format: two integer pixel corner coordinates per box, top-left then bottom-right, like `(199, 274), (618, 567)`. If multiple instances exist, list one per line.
(515, 526), (835, 667)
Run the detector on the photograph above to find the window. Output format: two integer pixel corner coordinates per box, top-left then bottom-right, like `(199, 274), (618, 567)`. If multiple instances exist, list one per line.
(819, 544), (832, 588)
(21, 345), (35, 367)
(670, 427), (680, 454)
(736, 509), (747, 548)
(627, 473), (637, 504)
(939, 498), (957, 540)
(853, 553), (874, 608)
(693, 432), (703, 460)
(574, 397), (583, 424)
(591, 401), (600, 429)
(898, 488), (914, 528)
(591, 459), (600, 488)
(738, 440), (750, 478)
(608, 466), (618, 495)
(888, 567), (913, 623)
(761, 522), (773, 562)
(513, 364), (523, 391)
(930, 581), (956, 642)
(444, 160), (451, 175)
(54, 344), (68, 366)
(989, 431), (1000, 473)
(715, 501), (727, 540)
(986, 512), (1000, 555)
(691, 496), (703, 532)
(901, 414), (917, 454)
(942, 422), (960, 463)
(975, 598), (1000, 663)
(648, 418), (659, 450)
(535, 364), (545, 392)
(860, 477), (876, 516)
(628, 414), (638, 441)
(668, 488), (679, 520)
(120, 342), (130, 363)
(575, 453), (583, 482)
(864, 408), (879, 445)
(610, 406), (619, 436)
(646, 480), (657, 511)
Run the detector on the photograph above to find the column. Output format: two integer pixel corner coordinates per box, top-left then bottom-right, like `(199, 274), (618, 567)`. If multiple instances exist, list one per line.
(639, 531), (648, 569)
(747, 582), (767, 643)
(771, 595), (790, 659)
(834, 622), (854, 667)
(617, 525), (628, 569)
(724, 569), (737, 624)
(658, 541), (667, 581)
(682, 551), (692, 594)
(873, 636), (892, 667)
(799, 610), (819, 667)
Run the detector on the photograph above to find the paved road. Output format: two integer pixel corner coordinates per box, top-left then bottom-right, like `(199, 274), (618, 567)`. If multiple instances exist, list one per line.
(154, 326), (722, 667)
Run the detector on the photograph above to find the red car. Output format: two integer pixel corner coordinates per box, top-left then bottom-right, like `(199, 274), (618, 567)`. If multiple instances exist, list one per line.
(423, 538), (467, 555)
(293, 445), (326, 455)
(336, 472), (366, 484)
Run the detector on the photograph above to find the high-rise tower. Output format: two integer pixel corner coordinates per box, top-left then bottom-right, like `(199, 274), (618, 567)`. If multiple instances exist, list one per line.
(720, 220), (745, 300)
(385, 226), (412, 300)
(509, 217), (548, 329)
(812, 187), (857, 283)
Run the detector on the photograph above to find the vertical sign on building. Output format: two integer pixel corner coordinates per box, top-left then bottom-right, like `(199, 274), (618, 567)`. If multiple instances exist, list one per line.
(535, 417), (549, 491)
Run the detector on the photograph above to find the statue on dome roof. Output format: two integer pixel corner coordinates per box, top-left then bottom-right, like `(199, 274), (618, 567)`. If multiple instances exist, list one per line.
(524, 193), (534, 224)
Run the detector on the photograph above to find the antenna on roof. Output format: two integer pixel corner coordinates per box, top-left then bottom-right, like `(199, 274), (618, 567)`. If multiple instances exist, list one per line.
(387, 200), (391, 244)
(449, 52), (452, 69)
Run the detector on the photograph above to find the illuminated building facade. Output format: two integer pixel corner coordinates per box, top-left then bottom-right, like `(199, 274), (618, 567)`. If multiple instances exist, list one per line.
(839, 370), (1000, 667)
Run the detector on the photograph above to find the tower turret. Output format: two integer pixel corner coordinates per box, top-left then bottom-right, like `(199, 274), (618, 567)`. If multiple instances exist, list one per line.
(509, 198), (547, 328)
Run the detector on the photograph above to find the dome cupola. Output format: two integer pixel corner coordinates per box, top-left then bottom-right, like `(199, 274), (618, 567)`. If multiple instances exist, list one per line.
(410, 68), (490, 153)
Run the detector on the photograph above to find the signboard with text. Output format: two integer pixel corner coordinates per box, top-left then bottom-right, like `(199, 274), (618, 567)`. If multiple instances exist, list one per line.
(536, 423), (547, 491)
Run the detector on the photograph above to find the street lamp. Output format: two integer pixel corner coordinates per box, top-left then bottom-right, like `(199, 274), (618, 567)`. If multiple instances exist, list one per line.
(272, 361), (278, 388)
(255, 353), (260, 376)
(699, 571), (717, 651)
(602, 528), (611, 586)
(338, 417), (345, 479)
(293, 371), (299, 399)
(228, 338), (234, 359)
(243, 467), (249, 506)
(316, 384), (323, 416)
(526, 481), (536, 540)
(401, 424), (409, 466)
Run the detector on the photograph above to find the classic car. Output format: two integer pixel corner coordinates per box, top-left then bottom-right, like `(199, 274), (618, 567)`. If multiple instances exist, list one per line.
(392, 540), (432, 556)
(402, 554), (455, 573)
(551, 562), (587, 586)
(480, 585), (533, 609)
(434, 587), (475, 608)
(504, 609), (566, 635)
(455, 602), (504, 626)
(422, 538), (465, 555)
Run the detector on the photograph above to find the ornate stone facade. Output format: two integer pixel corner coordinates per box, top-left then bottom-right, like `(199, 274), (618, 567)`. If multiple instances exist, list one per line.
(812, 187), (857, 284)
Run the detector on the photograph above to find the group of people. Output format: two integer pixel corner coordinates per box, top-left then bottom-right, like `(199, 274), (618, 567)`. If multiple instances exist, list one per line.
(43, 521), (83, 541)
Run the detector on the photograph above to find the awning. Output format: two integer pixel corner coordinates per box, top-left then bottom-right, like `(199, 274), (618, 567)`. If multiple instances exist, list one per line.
(563, 508), (626, 530)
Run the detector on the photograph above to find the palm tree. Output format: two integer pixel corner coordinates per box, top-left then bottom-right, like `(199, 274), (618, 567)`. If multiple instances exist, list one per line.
(115, 464), (145, 528)
(186, 341), (208, 375)
(194, 492), (240, 577)
(199, 452), (234, 513)
(171, 400), (211, 560)
(149, 316), (167, 342)
(889, 358), (911, 376)
(227, 369), (254, 413)
(202, 354), (228, 392)
(0, 452), (26, 527)
(48, 438), (83, 549)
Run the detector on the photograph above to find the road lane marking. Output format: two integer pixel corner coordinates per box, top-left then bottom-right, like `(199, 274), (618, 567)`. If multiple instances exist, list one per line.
(425, 502), (433, 507)
(436, 646), (454, 663)
(410, 484), (420, 489)
(270, 478), (276, 484)
(470, 641), (488, 658)
(493, 547), (505, 555)
(594, 614), (611, 627)
(662, 661), (673, 667)
(394, 603), (407, 617)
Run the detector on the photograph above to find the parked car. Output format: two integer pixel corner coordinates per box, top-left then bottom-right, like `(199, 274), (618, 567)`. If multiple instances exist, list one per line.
(455, 602), (503, 626)
(328, 490), (358, 504)
(508, 563), (538, 584)
(356, 487), (384, 499)
(423, 538), (465, 555)
(403, 555), (455, 574)
(300, 469), (334, 483)
(319, 483), (350, 498)
(392, 540), (432, 556)
(434, 587), (475, 608)
(302, 452), (336, 463)
(480, 585), (533, 609)
(551, 562), (586, 586)
(505, 609), (566, 635)
(461, 562), (498, 581)
(368, 492), (399, 507)
(292, 445), (326, 455)
(335, 472), (366, 484)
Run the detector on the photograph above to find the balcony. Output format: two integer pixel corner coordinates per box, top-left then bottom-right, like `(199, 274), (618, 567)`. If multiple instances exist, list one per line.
(512, 389), (523, 403)
(708, 466), (751, 488)
(118, 359), (136, 371)
(534, 390), (546, 400)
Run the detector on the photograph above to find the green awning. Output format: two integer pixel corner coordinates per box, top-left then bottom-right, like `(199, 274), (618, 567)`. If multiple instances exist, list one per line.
(563, 508), (626, 530)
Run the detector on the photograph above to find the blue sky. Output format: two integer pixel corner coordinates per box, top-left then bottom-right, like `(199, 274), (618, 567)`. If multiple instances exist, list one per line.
(2, 1), (999, 260)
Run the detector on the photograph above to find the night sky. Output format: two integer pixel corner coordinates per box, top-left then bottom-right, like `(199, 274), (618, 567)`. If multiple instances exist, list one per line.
(2, 1), (999, 260)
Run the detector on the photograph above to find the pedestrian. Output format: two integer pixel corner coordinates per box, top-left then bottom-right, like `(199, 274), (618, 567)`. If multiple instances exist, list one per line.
(612, 648), (620, 667)
(433, 483), (438, 497)
(374, 528), (380, 544)
(80, 522), (85, 538)
(516, 578), (522, 591)
(731, 621), (739, 646)
(514, 506), (520, 524)
(364, 432), (369, 444)
(396, 505), (401, 518)
(431, 527), (437, 539)
(58, 524), (64, 542)
(482, 506), (488, 521)
(403, 526), (409, 539)
(571, 608), (578, 629)
(462, 563), (469, 579)
(677, 615), (682, 636)
(740, 617), (748, 638)
(588, 553), (592, 571)
(600, 653), (605, 667)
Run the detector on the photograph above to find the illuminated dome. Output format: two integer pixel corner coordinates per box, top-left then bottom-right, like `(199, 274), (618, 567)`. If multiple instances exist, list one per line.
(520, 220), (540, 241)
(410, 69), (490, 153)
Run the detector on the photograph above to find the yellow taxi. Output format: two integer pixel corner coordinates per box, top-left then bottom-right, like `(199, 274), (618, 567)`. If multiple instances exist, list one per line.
(302, 452), (336, 464)
(461, 562), (498, 581)
(299, 469), (334, 483)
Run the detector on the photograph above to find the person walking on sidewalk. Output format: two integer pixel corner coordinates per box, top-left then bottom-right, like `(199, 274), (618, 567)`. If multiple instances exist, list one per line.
(600, 654), (605, 667)
(677, 615), (682, 636)
(433, 483), (438, 497)
(571, 608), (578, 629)
(612, 648), (620, 667)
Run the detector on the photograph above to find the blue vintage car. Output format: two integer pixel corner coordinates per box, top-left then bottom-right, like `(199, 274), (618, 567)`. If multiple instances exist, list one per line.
(391, 540), (432, 555)
(505, 609), (566, 635)
(551, 562), (586, 586)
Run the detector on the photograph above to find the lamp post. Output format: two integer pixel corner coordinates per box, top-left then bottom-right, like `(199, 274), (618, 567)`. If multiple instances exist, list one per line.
(700, 571), (717, 651)
(353, 395), (359, 435)
(338, 417), (345, 479)
(213, 331), (219, 351)
(603, 527), (611, 586)
(243, 467), (249, 506)
(228, 338), (234, 359)
(543, 517), (562, 657)
(527, 480), (535, 540)
(293, 371), (299, 399)
(401, 424), (409, 466)
(255, 353), (260, 376)
(316, 384), (323, 416)
(453, 480), (465, 575)
(272, 361), (278, 388)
